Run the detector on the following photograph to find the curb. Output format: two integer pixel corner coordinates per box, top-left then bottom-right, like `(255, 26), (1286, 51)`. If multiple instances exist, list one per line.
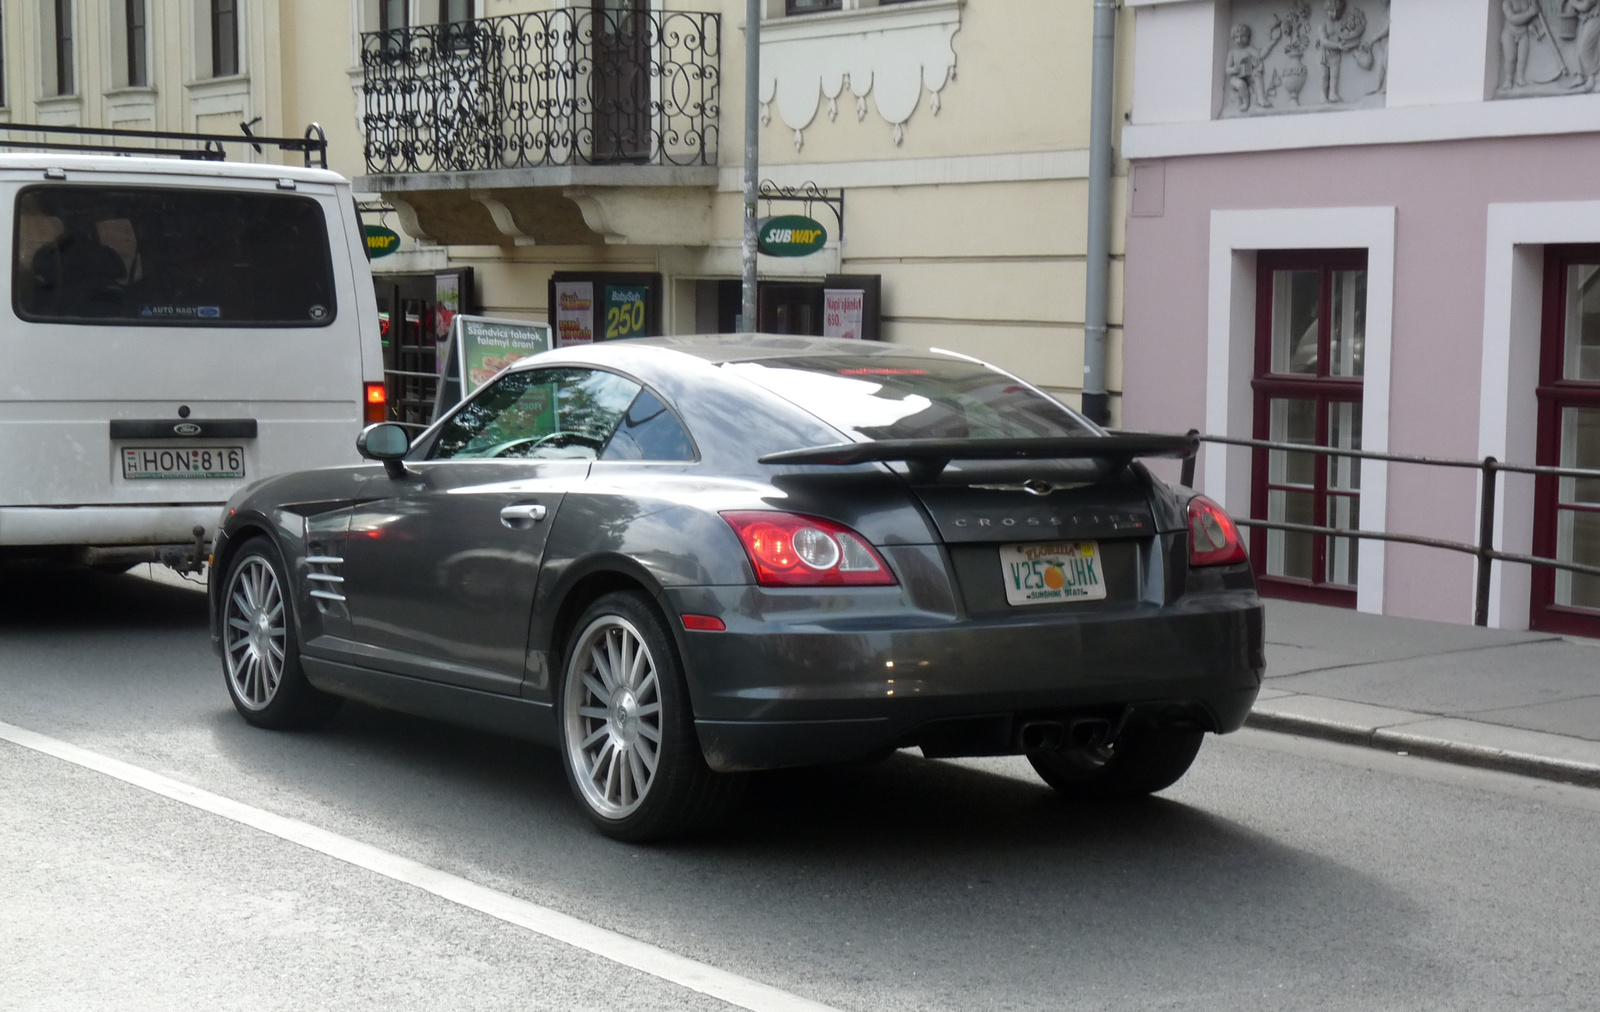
(1244, 710), (1600, 790)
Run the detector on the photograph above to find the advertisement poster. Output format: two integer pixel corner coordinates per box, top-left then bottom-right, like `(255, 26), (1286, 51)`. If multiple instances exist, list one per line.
(555, 281), (595, 347)
(823, 289), (865, 340)
(603, 285), (649, 341)
(512, 379), (559, 436)
(434, 271), (462, 340)
(456, 316), (553, 395)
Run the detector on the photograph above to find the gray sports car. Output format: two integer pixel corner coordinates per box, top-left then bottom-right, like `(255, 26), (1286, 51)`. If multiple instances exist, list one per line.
(209, 335), (1262, 841)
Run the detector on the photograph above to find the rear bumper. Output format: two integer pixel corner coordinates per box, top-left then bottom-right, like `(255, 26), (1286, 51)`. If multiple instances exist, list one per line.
(0, 504), (225, 547)
(665, 585), (1264, 772)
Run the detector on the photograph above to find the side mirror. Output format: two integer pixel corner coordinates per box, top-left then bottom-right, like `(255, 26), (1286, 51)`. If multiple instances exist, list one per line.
(358, 422), (411, 479)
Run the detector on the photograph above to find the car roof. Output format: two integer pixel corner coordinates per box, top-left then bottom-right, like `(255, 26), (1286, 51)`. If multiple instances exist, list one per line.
(505, 333), (956, 375)
(0, 153), (348, 187)
(486, 335), (965, 470)
(627, 333), (939, 365)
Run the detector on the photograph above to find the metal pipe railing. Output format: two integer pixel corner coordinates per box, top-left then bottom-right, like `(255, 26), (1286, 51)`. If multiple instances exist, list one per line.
(1172, 430), (1600, 626)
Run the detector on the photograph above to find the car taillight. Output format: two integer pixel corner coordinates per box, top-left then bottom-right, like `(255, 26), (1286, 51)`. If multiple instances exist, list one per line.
(364, 382), (387, 424)
(720, 511), (897, 587)
(1187, 496), (1248, 567)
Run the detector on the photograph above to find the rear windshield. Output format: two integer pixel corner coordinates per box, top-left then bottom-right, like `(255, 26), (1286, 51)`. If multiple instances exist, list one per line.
(724, 355), (1093, 441)
(13, 185), (336, 327)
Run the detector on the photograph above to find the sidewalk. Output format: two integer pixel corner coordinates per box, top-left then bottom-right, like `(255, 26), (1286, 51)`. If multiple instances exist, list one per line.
(1251, 600), (1600, 787)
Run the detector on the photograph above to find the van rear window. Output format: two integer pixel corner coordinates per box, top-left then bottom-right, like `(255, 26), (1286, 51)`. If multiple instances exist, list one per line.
(13, 186), (337, 327)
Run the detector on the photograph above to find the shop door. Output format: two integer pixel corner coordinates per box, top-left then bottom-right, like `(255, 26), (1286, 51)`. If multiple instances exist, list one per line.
(374, 268), (474, 430)
(591, 0), (651, 163)
(1531, 246), (1600, 635)
(759, 283), (824, 335)
(1250, 251), (1367, 607)
(374, 273), (438, 430)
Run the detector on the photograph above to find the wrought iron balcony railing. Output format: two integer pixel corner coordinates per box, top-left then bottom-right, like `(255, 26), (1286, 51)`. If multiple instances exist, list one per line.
(361, 7), (720, 176)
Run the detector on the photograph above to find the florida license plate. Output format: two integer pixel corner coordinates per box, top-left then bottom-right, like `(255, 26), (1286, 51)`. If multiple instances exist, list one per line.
(999, 541), (1106, 606)
(121, 446), (245, 480)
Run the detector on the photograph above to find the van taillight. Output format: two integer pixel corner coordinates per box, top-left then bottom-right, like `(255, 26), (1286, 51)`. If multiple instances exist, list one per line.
(364, 382), (387, 424)
(1187, 496), (1248, 567)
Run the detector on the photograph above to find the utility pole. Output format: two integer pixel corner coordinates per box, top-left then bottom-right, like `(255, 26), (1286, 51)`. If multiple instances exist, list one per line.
(741, 0), (761, 331)
(1081, 0), (1117, 426)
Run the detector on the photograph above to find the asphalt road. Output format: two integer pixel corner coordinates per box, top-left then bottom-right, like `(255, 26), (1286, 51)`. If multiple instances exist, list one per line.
(4, 561), (1599, 1011)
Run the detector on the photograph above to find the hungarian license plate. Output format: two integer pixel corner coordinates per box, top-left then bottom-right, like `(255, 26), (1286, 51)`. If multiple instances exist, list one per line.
(121, 446), (245, 480)
(999, 541), (1107, 606)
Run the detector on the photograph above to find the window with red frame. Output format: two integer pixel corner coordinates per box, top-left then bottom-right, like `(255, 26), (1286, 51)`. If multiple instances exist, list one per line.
(1250, 250), (1367, 607)
(1531, 245), (1600, 636)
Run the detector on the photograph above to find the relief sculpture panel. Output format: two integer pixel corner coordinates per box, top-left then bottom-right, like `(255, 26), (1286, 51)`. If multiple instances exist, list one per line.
(1219, 0), (1389, 118)
(1495, 0), (1600, 98)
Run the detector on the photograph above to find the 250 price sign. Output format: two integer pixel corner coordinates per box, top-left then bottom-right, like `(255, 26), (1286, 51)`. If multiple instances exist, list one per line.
(604, 285), (649, 340)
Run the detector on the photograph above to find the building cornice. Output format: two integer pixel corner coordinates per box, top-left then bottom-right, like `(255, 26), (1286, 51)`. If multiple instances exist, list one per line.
(1126, 93), (1600, 160)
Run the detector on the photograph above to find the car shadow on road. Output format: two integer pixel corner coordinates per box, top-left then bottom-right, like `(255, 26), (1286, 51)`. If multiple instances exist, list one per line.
(263, 702), (1429, 1005)
(0, 561), (207, 631)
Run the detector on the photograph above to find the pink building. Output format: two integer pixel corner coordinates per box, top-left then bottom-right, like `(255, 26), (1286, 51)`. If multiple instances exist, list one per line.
(1122, 0), (1600, 635)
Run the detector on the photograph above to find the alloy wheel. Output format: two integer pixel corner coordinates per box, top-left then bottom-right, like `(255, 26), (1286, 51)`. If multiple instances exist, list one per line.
(224, 556), (287, 711)
(564, 615), (663, 819)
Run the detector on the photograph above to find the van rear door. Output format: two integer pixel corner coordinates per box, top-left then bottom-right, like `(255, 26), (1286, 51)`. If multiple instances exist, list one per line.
(0, 170), (370, 540)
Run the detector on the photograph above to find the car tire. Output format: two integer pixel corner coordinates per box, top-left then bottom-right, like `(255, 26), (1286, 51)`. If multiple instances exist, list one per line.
(219, 536), (341, 730)
(558, 590), (742, 842)
(1027, 723), (1204, 800)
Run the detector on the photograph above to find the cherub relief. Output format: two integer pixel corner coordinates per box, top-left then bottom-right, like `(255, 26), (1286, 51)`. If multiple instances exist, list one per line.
(1225, 21), (1284, 113)
(1317, 0), (1368, 103)
(1499, 0), (1546, 91)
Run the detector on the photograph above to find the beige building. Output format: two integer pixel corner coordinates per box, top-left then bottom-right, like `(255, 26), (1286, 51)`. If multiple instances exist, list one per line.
(0, 0), (1133, 420)
(0, 2), (358, 165)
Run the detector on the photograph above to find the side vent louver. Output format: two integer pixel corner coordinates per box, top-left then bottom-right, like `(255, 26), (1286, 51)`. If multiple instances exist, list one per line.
(306, 555), (346, 603)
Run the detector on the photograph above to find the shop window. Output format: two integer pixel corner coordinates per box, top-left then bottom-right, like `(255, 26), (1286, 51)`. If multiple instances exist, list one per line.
(1531, 245), (1600, 636)
(1250, 250), (1367, 606)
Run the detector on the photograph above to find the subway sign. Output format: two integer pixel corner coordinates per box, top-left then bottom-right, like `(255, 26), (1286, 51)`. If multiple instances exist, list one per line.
(757, 215), (828, 257)
(364, 225), (401, 259)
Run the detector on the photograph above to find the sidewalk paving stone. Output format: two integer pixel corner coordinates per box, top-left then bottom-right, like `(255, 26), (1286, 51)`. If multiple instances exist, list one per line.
(1268, 639), (1600, 714)
(1251, 694), (1431, 731)
(1455, 696), (1600, 743)
(1249, 600), (1600, 789)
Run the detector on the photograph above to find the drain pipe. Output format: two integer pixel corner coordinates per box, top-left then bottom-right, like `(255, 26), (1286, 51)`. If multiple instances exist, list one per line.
(741, 0), (761, 332)
(1081, 0), (1117, 426)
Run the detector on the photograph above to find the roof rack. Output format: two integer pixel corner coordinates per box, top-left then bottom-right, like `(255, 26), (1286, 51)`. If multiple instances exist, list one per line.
(0, 120), (329, 169)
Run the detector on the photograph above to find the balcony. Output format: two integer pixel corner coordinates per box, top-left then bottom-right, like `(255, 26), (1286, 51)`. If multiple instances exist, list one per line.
(357, 7), (721, 247)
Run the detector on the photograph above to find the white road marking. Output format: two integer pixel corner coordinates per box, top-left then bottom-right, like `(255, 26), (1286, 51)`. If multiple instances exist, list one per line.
(0, 720), (844, 1012)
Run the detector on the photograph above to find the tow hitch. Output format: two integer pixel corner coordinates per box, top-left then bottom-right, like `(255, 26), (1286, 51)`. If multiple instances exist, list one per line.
(158, 526), (211, 576)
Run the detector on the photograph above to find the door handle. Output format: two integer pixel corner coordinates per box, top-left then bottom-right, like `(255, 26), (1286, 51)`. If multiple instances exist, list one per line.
(500, 503), (547, 528)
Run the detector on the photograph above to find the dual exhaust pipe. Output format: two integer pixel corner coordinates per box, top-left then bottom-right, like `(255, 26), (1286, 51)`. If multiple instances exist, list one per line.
(1019, 717), (1111, 754)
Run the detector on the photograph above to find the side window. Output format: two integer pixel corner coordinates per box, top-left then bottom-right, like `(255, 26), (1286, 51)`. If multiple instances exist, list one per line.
(431, 368), (641, 461)
(602, 389), (696, 461)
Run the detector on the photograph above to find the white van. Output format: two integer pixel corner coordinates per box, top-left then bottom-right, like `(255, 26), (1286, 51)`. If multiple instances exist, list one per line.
(0, 150), (383, 572)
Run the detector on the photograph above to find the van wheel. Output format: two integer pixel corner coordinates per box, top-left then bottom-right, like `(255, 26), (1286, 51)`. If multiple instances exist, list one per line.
(1027, 724), (1204, 800)
(220, 537), (341, 730)
(558, 591), (742, 842)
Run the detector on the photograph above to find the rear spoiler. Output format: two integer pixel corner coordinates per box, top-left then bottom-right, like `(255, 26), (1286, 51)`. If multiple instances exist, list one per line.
(758, 432), (1197, 482)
